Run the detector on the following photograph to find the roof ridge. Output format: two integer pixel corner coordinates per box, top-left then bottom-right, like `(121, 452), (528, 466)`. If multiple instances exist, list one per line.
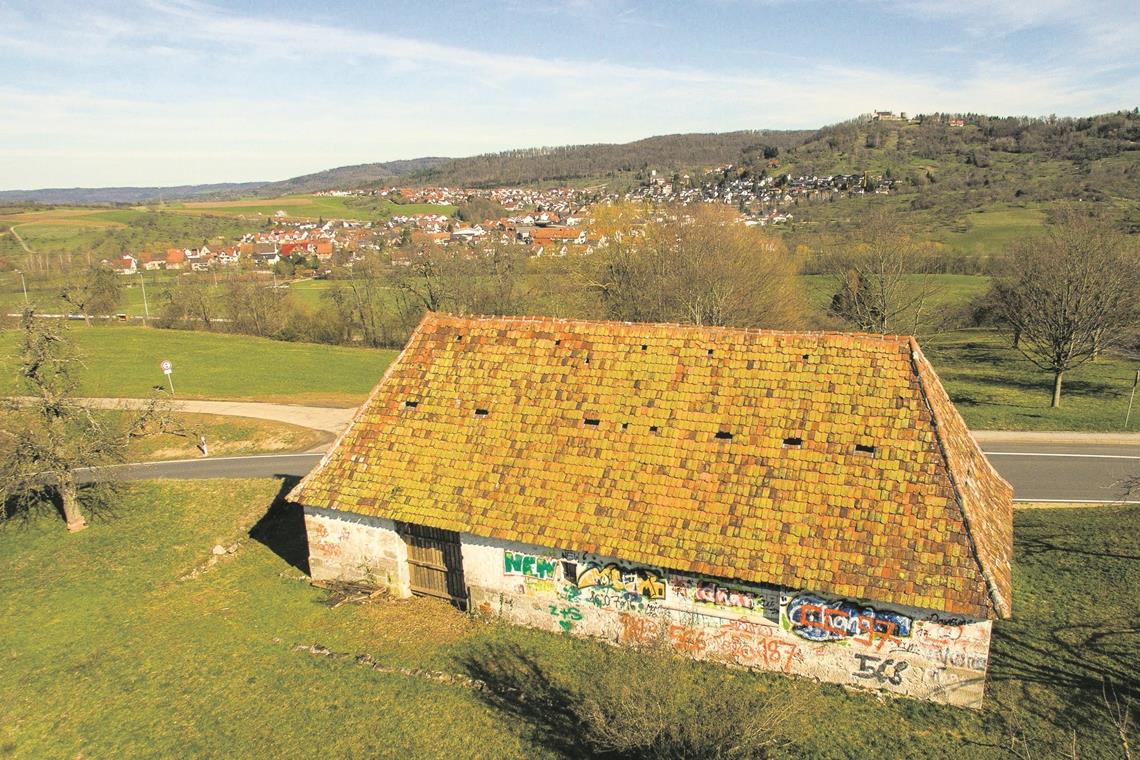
(426, 311), (916, 343)
(907, 337), (1012, 618)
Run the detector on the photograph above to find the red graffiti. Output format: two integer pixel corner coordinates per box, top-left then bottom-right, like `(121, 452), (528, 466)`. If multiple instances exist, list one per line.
(618, 613), (660, 646)
(668, 624), (708, 654)
(851, 617), (904, 651)
(712, 630), (797, 673)
(693, 581), (758, 611)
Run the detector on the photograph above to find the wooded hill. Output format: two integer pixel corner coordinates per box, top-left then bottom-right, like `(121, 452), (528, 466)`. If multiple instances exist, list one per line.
(768, 111), (1140, 225)
(396, 130), (814, 188)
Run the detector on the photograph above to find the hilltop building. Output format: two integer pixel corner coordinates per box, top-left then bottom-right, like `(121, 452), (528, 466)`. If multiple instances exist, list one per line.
(288, 314), (1013, 708)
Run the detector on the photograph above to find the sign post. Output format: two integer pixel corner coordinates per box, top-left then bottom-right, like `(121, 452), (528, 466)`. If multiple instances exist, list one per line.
(1126, 369), (1139, 430)
(160, 359), (174, 396)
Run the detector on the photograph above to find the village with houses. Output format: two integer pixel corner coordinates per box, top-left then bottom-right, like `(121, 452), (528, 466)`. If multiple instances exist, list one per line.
(100, 162), (900, 277)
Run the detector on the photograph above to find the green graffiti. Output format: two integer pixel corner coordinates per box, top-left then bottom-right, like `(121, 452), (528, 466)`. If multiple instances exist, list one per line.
(504, 550), (557, 579)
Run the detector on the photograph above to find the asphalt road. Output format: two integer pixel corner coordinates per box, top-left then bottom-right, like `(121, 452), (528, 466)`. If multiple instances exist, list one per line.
(82, 444), (1140, 504)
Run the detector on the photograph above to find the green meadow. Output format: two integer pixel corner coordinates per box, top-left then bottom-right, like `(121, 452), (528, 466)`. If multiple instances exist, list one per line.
(0, 325), (397, 406)
(0, 480), (1135, 759)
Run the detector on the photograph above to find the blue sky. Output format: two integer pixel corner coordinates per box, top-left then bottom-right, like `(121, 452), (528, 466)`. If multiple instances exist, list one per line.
(1, 0), (1137, 190)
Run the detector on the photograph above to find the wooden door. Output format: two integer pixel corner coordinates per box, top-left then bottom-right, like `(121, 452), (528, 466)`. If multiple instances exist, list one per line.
(398, 522), (467, 608)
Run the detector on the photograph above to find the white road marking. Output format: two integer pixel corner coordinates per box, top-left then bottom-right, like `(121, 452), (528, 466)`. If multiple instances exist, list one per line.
(984, 452), (1140, 460)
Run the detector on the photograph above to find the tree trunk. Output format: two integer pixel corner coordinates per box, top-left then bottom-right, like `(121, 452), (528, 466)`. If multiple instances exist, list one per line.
(1051, 370), (1064, 408)
(59, 473), (88, 532)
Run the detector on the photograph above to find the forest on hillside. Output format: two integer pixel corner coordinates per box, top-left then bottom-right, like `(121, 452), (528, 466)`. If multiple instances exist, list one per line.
(402, 130), (814, 188)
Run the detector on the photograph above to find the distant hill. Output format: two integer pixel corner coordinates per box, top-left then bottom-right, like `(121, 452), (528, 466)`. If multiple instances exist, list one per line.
(0, 158), (449, 205)
(0, 182), (268, 205)
(401, 130), (813, 188)
(251, 157), (451, 196)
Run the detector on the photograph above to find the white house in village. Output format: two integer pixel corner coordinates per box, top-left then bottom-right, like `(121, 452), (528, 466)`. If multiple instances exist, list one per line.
(288, 314), (1013, 709)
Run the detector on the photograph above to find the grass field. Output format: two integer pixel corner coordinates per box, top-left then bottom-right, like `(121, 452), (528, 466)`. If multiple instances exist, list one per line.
(936, 205), (1049, 257)
(0, 480), (1135, 758)
(0, 409), (327, 461)
(801, 273), (991, 316)
(926, 330), (1140, 432)
(0, 326), (397, 406)
(168, 195), (455, 221)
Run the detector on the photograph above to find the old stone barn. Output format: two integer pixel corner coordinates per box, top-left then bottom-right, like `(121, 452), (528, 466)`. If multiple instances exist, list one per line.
(288, 313), (1013, 708)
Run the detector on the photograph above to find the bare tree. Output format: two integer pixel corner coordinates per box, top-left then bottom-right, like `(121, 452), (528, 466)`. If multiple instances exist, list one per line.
(581, 203), (806, 328)
(0, 311), (191, 531)
(993, 207), (1140, 407)
(159, 274), (218, 330)
(825, 208), (937, 335)
(59, 265), (124, 325)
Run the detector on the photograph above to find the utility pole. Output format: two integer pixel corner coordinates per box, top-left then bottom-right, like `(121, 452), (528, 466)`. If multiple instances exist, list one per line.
(139, 270), (150, 323)
(15, 269), (28, 304)
(1126, 370), (1139, 430)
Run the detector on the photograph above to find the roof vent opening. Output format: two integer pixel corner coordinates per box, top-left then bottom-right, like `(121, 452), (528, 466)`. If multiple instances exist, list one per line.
(404, 400), (418, 409)
(783, 436), (803, 447)
(649, 425), (659, 433)
(641, 344), (648, 351)
(455, 335), (463, 342)
(802, 353), (810, 361)
(585, 355), (590, 364)
(584, 418), (600, 427)
(715, 430), (733, 440)
(707, 349), (714, 357)
(621, 422), (629, 431)
(855, 443), (876, 456)
(474, 408), (489, 418)
(554, 339), (561, 346)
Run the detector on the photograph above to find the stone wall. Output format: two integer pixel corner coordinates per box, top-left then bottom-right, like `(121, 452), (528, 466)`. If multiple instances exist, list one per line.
(303, 506), (411, 595)
(302, 507), (992, 708)
(462, 533), (992, 709)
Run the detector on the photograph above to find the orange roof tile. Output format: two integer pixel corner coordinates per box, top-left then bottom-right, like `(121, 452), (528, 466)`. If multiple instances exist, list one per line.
(289, 313), (1013, 619)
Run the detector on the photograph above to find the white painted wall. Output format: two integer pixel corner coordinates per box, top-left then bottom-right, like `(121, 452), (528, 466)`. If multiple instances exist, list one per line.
(303, 507), (992, 708)
(462, 532), (992, 709)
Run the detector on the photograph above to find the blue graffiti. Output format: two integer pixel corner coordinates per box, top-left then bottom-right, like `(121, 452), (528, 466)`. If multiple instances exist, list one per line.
(786, 594), (912, 643)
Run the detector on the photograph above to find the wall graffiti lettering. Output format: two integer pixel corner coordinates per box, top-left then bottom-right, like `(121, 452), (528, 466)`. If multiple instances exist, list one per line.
(671, 577), (763, 614)
(547, 604), (582, 632)
(852, 654), (908, 685)
(575, 562), (666, 600)
(618, 612), (661, 646)
(668, 623), (708, 654)
(786, 594), (912, 648)
(504, 551), (558, 579)
(710, 629), (798, 673)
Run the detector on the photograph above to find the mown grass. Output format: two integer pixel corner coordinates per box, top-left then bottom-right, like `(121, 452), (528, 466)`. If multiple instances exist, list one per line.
(936, 205), (1048, 257)
(0, 409), (328, 461)
(168, 194), (455, 221)
(801, 273), (990, 315)
(925, 330), (1140, 432)
(0, 482), (1135, 759)
(0, 325), (397, 406)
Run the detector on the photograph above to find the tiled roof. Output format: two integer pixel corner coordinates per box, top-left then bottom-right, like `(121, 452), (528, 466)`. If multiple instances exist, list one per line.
(290, 313), (1013, 619)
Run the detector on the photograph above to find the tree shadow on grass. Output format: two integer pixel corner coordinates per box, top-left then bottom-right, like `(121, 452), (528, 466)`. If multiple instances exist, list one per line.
(247, 475), (309, 575)
(456, 640), (593, 759)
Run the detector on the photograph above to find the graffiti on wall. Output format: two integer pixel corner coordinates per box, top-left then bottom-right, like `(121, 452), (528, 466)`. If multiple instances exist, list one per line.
(504, 551), (558, 578)
(571, 559), (666, 600)
(786, 594), (913, 649)
(852, 654), (908, 685)
(548, 604), (583, 632)
(671, 577), (763, 614)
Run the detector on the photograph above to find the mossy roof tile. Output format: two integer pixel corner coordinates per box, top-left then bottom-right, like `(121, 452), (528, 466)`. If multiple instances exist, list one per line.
(289, 313), (1013, 619)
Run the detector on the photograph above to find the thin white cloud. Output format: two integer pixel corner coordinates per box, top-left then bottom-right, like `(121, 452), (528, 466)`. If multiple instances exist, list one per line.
(1, 0), (1136, 188)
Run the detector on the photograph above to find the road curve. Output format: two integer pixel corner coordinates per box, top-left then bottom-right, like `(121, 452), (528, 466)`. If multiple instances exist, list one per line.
(81, 446), (1140, 504)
